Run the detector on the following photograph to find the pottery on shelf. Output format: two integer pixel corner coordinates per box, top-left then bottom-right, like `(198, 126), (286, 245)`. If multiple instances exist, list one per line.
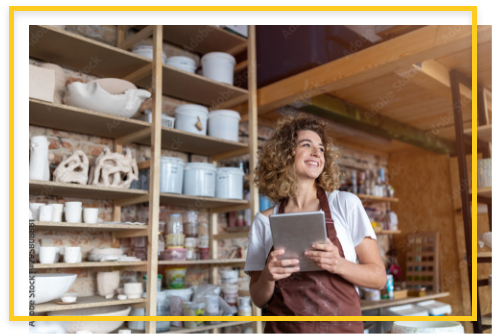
(53, 150), (89, 185)
(89, 78), (137, 95)
(63, 81), (151, 118)
(97, 271), (120, 298)
(124, 282), (143, 299)
(31, 273), (77, 304)
(39, 63), (66, 104)
(88, 148), (138, 189)
(29, 136), (51, 181)
(47, 305), (131, 334)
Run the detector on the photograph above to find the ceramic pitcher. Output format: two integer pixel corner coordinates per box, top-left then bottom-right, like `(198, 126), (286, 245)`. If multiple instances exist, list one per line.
(29, 136), (50, 181)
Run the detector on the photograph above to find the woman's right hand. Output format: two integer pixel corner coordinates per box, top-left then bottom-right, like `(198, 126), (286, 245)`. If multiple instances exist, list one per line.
(262, 249), (300, 282)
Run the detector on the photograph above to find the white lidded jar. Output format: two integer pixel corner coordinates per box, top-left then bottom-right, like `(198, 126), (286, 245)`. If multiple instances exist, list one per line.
(215, 167), (244, 199)
(201, 52), (236, 85)
(132, 45), (167, 63)
(183, 163), (217, 197)
(392, 322), (464, 333)
(174, 104), (209, 135)
(160, 156), (185, 194)
(208, 110), (241, 142)
(166, 56), (197, 74)
(30, 136), (51, 181)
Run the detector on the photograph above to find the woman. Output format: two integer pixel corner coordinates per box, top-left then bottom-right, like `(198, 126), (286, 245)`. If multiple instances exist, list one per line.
(245, 116), (387, 333)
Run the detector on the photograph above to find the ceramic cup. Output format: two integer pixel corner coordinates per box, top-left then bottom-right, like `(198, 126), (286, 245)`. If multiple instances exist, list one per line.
(64, 202), (82, 223)
(64, 247), (82, 263)
(39, 247), (57, 264)
(83, 208), (99, 224)
(38, 205), (54, 222)
(29, 203), (46, 221)
(48, 203), (64, 222)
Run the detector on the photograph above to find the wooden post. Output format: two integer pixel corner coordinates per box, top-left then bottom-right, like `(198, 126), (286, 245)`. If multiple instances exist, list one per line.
(247, 24), (263, 334)
(145, 25), (163, 334)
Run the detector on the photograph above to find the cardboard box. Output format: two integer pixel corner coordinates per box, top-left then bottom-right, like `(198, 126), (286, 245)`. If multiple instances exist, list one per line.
(29, 65), (55, 103)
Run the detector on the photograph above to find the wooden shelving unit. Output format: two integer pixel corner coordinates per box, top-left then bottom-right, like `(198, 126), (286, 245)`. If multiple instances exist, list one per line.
(357, 194), (399, 203)
(34, 295), (146, 313)
(30, 25), (261, 333)
(360, 292), (450, 311)
(464, 124), (491, 144)
(477, 187), (492, 198)
(483, 313), (492, 326)
(478, 251), (492, 258)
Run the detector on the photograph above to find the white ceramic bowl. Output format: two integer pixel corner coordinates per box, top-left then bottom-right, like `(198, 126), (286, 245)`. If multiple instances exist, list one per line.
(124, 282), (143, 294)
(31, 274), (77, 304)
(61, 295), (77, 303)
(90, 248), (124, 256)
(48, 306), (131, 333)
(117, 294), (128, 300)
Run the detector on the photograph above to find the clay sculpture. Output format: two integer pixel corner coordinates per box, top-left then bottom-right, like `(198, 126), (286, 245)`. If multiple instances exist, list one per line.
(89, 148), (138, 188)
(53, 150), (89, 185)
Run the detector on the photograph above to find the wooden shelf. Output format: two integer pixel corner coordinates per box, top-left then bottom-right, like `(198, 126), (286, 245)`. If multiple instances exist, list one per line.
(133, 25), (248, 55)
(34, 295), (145, 313)
(34, 221), (148, 232)
(375, 230), (401, 235)
(30, 99), (248, 157)
(129, 321), (253, 334)
(483, 313), (492, 326)
(33, 261), (146, 269)
(160, 193), (248, 210)
(478, 251), (492, 258)
(158, 259), (245, 266)
(29, 25), (248, 107)
(29, 99), (150, 139)
(360, 292), (450, 311)
(357, 194), (399, 203)
(29, 180), (148, 201)
(464, 124), (491, 144)
(477, 187), (492, 198)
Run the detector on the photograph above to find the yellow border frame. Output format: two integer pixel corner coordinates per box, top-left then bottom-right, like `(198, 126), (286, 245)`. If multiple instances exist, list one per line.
(11, 6), (478, 323)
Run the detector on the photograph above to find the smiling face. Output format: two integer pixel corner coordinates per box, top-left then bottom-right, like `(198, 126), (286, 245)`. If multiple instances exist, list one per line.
(293, 130), (326, 180)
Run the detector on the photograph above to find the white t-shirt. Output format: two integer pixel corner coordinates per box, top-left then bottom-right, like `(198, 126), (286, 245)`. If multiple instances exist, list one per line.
(244, 190), (377, 275)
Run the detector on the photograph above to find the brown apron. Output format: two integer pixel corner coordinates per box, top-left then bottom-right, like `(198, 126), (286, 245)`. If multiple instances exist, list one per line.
(263, 188), (364, 333)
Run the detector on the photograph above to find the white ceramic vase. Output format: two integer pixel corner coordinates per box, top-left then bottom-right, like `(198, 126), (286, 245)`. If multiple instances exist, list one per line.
(30, 136), (50, 181)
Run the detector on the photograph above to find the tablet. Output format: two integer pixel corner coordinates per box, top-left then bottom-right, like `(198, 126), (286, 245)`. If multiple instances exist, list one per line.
(269, 211), (327, 272)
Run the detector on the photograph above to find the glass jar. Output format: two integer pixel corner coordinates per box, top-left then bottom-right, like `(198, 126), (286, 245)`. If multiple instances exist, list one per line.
(185, 210), (199, 223)
(169, 214), (183, 234)
(158, 232), (166, 260)
(184, 222), (199, 238)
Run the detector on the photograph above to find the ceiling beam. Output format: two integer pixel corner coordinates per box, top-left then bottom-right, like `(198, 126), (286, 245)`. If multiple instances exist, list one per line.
(257, 25), (491, 114)
(297, 94), (456, 155)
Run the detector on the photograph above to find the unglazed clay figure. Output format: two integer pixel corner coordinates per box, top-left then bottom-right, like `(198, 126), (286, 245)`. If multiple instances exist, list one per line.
(89, 148), (138, 188)
(29, 136), (51, 181)
(53, 150), (89, 185)
(97, 271), (120, 299)
(39, 63), (66, 104)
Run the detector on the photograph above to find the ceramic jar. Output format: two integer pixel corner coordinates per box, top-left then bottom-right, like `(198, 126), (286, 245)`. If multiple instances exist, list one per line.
(29, 136), (50, 181)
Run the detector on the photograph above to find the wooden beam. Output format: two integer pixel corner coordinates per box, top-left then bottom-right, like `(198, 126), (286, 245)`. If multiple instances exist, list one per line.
(298, 94), (456, 155)
(210, 203), (250, 214)
(211, 147), (250, 162)
(123, 63), (153, 83)
(118, 25), (154, 51)
(210, 93), (249, 111)
(257, 25), (491, 114)
(113, 194), (149, 207)
(116, 26), (126, 47)
(234, 60), (248, 73)
(115, 127), (151, 146)
(240, 113), (276, 129)
(113, 229), (149, 239)
(137, 160), (151, 170)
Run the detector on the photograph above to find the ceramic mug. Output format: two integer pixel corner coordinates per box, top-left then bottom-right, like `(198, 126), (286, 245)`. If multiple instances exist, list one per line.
(83, 208), (99, 224)
(29, 203), (46, 221)
(38, 205), (54, 222)
(48, 204), (64, 222)
(64, 247), (81, 263)
(64, 202), (82, 223)
(39, 247), (57, 264)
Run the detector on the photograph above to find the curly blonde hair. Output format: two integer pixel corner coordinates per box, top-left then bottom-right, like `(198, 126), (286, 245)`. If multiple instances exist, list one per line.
(254, 115), (341, 203)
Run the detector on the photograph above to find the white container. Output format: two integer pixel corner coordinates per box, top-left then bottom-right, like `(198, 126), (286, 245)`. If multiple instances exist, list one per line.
(30, 136), (50, 181)
(216, 167), (244, 199)
(137, 109), (175, 128)
(167, 56), (197, 73)
(174, 104), (209, 135)
(238, 305), (252, 316)
(222, 283), (238, 294)
(132, 45), (166, 63)
(183, 163), (217, 197)
(201, 52), (236, 85)
(39, 247), (57, 264)
(204, 295), (220, 314)
(64, 247), (81, 263)
(392, 322), (464, 333)
(164, 288), (193, 302)
(384, 304), (429, 316)
(39, 205), (54, 222)
(417, 300), (452, 316)
(48, 203), (64, 222)
(83, 208), (99, 224)
(198, 236), (209, 248)
(128, 307), (146, 330)
(220, 270), (239, 284)
(29, 203), (46, 221)
(208, 110), (241, 142)
(363, 288), (380, 301)
(64, 202), (82, 223)
(160, 157), (185, 194)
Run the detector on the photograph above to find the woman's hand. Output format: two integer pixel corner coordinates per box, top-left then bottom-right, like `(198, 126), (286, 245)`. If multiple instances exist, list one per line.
(262, 249), (300, 282)
(305, 239), (344, 274)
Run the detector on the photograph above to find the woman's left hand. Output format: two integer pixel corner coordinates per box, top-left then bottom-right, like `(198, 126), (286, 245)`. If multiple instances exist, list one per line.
(304, 238), (344, 274)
